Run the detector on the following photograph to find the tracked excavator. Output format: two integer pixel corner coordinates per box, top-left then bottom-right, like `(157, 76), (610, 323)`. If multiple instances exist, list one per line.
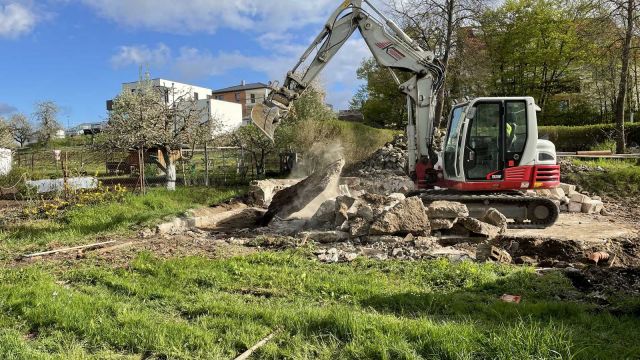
(251, 0), (561, 229)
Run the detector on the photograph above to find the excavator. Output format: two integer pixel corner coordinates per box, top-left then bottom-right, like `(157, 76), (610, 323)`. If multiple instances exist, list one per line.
(251, 0), (561, 228)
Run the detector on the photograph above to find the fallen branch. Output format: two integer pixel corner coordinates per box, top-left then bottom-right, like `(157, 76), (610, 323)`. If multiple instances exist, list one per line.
(92, 241), (142, 255)
(233, 332), (277, 360)
(20, 241), (117, 259)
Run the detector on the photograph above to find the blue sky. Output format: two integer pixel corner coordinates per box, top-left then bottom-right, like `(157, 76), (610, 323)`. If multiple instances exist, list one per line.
(0, 0), (373, 127)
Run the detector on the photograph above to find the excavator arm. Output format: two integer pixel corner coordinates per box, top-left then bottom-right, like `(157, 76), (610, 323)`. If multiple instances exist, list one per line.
(251, 0), (445, 175)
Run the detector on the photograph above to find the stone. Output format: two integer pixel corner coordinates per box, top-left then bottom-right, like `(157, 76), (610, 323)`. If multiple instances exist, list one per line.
(261, 159), (345, 225)
(156, 218), (189, 235)
(392, 248), (404, 257)
(300, 231), (349, 244)
(367, 235), (404, 243)
(430, 218), (457, 231)
(476, 244), (512, 263)
(427, 201), (469, 219)
(547, 187), (566, 201)
(388, 193), (406, 202)
(459, 218), (501, 239)
(414, 236), (437, 249)
(349, 217), (369, 237)
(480, 208), (508, 234)
(582, 200), (604, 214)
(248, 179), (301, 206)
(369, 197), (430, 235)
(307, 199), (336, 229)
(425, 247), (473, 262)
(559, 183), (576, 194)
(343, 252), (358, 262)
(515, 256), (537, 266)
(373, 253), (389, 261)
(570, 193), (591, 204)
(318, 248), (340, 263)
(559, 204), (569, 212)
(335, 195), (357, 226)
(568, 201), (583, 213)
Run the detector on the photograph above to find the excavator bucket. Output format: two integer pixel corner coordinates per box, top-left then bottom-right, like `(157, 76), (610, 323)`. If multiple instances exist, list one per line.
(251, 103), (281, 141)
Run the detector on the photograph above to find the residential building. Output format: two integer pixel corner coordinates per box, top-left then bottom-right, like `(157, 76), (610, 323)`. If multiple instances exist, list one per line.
(212, 81), (271, 123)
(107, 78), (243, 137)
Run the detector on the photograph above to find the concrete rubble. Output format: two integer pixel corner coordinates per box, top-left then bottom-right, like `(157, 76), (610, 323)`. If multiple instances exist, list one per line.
(344, 134), (408, 177)
(533, 183), (605, 215)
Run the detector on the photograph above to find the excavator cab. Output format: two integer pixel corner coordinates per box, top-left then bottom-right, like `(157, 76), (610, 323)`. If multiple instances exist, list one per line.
(440, 97), (560, 192)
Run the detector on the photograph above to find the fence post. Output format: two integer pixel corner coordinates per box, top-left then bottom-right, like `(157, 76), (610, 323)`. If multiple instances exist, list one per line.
(204, 142), (209, 187)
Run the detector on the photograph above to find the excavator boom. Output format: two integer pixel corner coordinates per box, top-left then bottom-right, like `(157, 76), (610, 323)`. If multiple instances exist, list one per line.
(251, 0), (444, 176)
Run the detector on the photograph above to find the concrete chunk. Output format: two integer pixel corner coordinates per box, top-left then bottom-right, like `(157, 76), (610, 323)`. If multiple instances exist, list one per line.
(430, 218), (456, 231)
(459, 218), (501, 239)
(480, 208), (508, 234)
(570, 193), (591, 204)
(300, 231), (349, 244)
(559, 183), (576, 194)
(427, 201), (469, 219)
(582, 199), (604, 214)
(369, 197), (430, 236)
(568, 201), (583, 213)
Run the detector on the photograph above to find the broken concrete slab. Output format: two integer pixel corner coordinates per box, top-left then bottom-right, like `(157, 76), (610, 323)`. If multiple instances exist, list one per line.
(300, 231), (350, 244)
(582, 199), (604, 214)
(248, 179), (301, 206)
(476, 244), (512, 263)
(430, 218), (457, 231)
(481, 208), (508, 234)
(307, 199), (337, 230)
(459, 217), (501, 239)
(261, 159), (345, 225)
(369, 197), (430, 236)
(427, 201), (469, 219)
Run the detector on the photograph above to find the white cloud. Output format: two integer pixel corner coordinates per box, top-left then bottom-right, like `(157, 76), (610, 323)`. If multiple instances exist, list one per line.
(82, 0), (337, 34)
(110, 43), (171, 68)
(0, 3), (37, 38)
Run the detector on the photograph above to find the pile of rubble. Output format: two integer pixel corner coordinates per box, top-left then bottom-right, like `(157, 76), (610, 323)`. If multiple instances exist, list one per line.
(534, 183), (605, 215)
(344, 135), (408, 177)
(298, 192), (509, 263)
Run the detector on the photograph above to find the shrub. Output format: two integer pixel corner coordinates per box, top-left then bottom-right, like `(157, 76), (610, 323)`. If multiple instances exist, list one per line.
(539, 122), (640, 152)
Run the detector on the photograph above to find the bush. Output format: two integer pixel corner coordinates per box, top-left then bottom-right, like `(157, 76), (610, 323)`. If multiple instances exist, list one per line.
(539, 122), (640, 152)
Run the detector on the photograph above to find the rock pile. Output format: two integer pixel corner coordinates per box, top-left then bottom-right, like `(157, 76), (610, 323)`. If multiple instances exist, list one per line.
(301, 193), (508, 248)
(533, 183), (605, 215)
(344, 134), (408, 177)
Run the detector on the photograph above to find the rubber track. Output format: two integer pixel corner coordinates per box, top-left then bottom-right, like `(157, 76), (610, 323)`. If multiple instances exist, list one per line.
(408, 190), (560, 229)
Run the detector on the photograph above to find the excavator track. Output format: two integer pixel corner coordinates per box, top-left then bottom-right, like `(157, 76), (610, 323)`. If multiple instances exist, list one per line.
(408, 190), (559, 229)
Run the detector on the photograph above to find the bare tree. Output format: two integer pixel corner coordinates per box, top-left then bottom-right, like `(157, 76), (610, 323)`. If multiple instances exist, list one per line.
(102, 76), (211, 190)
(33, 101), (62, 145)
(391, 0), (485, 126)
(607, 0), (640, 153)
(8, 113), (33, 148)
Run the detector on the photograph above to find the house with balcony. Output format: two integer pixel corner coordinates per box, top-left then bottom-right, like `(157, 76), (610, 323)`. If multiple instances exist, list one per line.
(212, 81), (271, 124)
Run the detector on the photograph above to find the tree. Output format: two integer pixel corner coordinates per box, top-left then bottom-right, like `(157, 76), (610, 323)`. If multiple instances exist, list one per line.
(34, 101), (62, 145)
(391, 0), (485, 126)
(0, 116), (14, 149)
(102, 76), (209, 190)
(8, 113), (33, 148)
(350, 57), (409, 129)
(232, 124), (276, 177)
(606, 0), (640, 153)
(481, 0), (594, 105)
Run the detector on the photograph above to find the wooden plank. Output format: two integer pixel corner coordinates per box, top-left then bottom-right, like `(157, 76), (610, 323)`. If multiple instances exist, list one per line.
(20, 241), (117, 259)
(234, 332), (277, 360)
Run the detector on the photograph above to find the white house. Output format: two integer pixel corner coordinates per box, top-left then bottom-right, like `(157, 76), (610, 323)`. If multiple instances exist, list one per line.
(112, 78), (243, 137)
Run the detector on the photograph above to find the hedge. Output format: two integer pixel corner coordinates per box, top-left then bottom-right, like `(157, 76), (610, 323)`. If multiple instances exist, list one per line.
(539, 122), (640, 152)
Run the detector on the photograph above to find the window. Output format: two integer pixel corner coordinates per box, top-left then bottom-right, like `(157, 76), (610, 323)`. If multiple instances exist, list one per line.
(194, 92), (199, 101)
(444, 105), (466, 177)
(250, 94), (256, 104)
(465, 102), (502, 180)
(235, 92), (241, 102)
(505, 101), (528, 154)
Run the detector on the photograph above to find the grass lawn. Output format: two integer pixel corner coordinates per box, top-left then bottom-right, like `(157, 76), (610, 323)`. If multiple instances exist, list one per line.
(565, 158), (640, 196)
(0, 187), (244, 255)
(0, 251), (638, 359)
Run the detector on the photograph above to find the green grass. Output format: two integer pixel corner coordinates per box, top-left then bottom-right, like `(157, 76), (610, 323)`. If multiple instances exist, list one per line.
(565, 158), (640, 196)
(0, 251), (637, 359)
(0, 187), (244, 254)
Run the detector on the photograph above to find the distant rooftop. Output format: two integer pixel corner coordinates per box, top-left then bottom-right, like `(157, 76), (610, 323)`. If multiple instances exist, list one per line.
(212, 82), (269, 94)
